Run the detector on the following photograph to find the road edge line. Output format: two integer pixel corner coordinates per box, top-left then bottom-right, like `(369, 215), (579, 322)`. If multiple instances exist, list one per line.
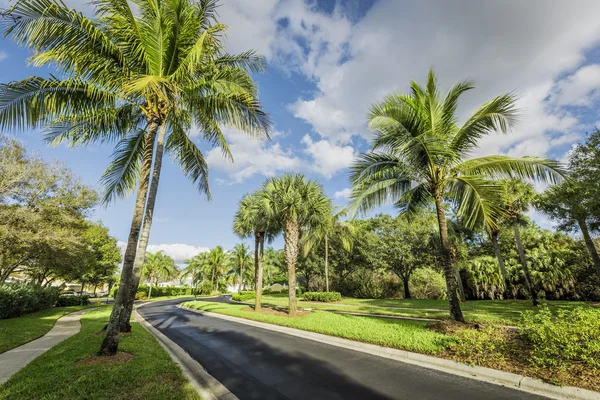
(178, 304), (600, 400)
(133, 303), (237, 400)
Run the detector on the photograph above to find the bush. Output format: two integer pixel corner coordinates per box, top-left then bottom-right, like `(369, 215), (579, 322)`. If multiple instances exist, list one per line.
(111, 285), (192, 300)
(0, 283), (60, 318)
(303, 291), (341, 302)
(520, 307), (600, 370)
(56, 295), (89, 307)
(232, 290), (255, 302)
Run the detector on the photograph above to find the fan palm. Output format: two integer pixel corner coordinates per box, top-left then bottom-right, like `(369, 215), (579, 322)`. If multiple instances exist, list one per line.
(142, 251), (178, 300)
(233, 192), (279, 310)
(303, 207), (355, 292)
(350, 70), (564, 321)
(228, 243), (253, 292)
(0, 0), (270, 353)
(258, 174), (332, 315)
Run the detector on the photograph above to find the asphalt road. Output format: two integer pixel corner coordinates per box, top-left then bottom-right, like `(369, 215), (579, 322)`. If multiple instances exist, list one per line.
(138, 298), (548, 400)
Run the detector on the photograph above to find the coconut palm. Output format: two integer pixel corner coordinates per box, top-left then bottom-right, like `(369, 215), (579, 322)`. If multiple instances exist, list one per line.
(500, 179), (539, 305)
(182, 252), (210, 297)
(206, 246), (227, 291)
(258, 174), (332, 315)
(303, 207), (355, 292)
(233, 193), (279, 311)
(0, 0), (270, 353)
(228, 243), (253, 292)
(350, 70), (564, 322)
(142, 251), (178, 300)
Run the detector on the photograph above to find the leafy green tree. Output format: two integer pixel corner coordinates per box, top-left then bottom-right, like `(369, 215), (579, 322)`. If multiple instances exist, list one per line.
(228, 243), (253, 292)
(79, 223), (122, 295)
(142, 251), (178, 300)
(350, 70), (562, 321)
(0, 0), (270, 353)
(258, 174), (332, 315)
(262, 247), (286, 285)
(569, 129), (600, 226)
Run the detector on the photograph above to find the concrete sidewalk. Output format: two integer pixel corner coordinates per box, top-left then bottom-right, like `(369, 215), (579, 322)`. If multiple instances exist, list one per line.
(0, 309), (91, 384)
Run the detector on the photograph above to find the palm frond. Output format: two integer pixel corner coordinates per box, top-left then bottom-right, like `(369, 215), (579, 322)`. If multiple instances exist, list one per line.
(454, 155), (566, 184)
(445, 175), (504, 230)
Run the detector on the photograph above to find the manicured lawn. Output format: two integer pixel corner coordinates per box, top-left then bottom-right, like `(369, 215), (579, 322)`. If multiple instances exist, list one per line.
(254, 295), (596, 324)
(0, 306), (95, 353)
(0, 307), (200, 400)
(182, 301), (453, 354)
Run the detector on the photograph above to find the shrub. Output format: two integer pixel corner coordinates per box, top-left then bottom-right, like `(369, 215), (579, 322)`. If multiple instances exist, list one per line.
(520, 307), (600, 370)
(110, 285), (192, 300)
(303, 291), (341, 302)
(232, 290), (255, 302)
(55, 295), (89, 307)
(0, 283), (60, 318)
(448, 325), (508, 365)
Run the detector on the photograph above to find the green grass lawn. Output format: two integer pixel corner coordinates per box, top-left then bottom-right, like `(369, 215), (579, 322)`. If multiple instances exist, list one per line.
(0, 305), (96, 353)
(182, 301), (453, 354)
(0, 307), (200, 400)
(253, 295), (596, 324)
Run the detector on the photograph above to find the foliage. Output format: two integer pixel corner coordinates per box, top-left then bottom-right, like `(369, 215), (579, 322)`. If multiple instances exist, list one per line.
(142, 251), (179, 286)
(568, 129), (600, 229)
(231, 290), (256, 302)
(0, 283), (60, 318)
(134, 285), (192, 300)
(227, 243), (253, 290)
(55, 295), (89, 307)
(303, 291), (342, 302)
(520, 307), (600, 370)
(448, 325), (509, 365)
(408, 268), (447, 299)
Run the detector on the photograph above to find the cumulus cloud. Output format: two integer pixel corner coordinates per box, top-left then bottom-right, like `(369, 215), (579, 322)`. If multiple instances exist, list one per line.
(301, 135), (356, 178)
(117, 242), (209, 264)
(334, 188), (352, 200)
(0, 52), (7, 62)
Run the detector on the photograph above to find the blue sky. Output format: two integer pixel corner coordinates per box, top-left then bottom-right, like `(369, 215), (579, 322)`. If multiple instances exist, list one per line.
(2, 0), (600, 262)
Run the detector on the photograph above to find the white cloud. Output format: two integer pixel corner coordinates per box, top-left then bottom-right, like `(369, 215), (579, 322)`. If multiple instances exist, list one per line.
(334, 188), (352, 200)
(146, 244), (209, 263)
(205, 129), (301, 182)
(550, 64), (600, 107)
(301, 135), (356, 178)
(0, 52), (7, 62)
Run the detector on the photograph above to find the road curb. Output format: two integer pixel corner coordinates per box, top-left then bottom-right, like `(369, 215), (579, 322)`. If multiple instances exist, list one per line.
(178, 304), (600, 400)
(133, 303), (237, 400)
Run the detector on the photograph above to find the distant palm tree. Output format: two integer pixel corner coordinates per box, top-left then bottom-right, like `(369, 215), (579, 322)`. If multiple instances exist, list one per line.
(263, 247), (285, 285)
(350, 70), (564, 322)
(233, 193), (279, 310)
(500, 179), (539, 305)
(142, 251), (178, 300)
(182, 252), (210, 297)
(303, 207), (355, 292)
(206, 247), (227, 292)
(0, 0), (270, 354)
(228, 243), (253, 292)
(258, 174), (332, 315)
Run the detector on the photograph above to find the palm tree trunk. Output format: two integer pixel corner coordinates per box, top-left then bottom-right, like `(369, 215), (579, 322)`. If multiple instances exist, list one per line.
(239, 260), (243, 292)
(119, 123), (168, 332)
(578, 218), (600, 279)
(148, 282), (152, 301)
(324, 234), (329, 292)
(513, 220), (538, 306)
(99, 121), (158, 356)
(255, 232), (265, 312)
(434, 193), (465, 322)
(284, 218), (299, 316)
(212, 268), (216, 291)
(490, 230), (510, 297)
(453, 261), (466, 302)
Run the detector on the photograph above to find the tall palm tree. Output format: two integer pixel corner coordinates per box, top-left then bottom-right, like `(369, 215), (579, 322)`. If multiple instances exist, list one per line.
(142, 251), (178, 300)
(258, 174), (332, 315)
(350, 70), (563, 322)
(228, 243), (253, 292)
(303, 207), (355, 292)
(500, 178), (539, 305)
(233, 193), (279, 311)
(0, 0), (270, 354)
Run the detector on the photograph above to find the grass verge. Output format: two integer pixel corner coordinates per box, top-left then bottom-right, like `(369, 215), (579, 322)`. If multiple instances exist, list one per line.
(0, 307), (200, 400)
(182, 301), (453, 354)
(0, 305), (96, 353)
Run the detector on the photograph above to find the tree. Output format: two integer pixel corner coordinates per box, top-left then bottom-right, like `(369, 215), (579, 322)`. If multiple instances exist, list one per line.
(569, 129), (600, 227)
(142, 251), (178, 300)
(233, 193), (279, 311)
(303, 207), (355, 292)
(206, 247), (227, 291)
(258, 174), (332, 315)
(501, 179), (539, 305)
(182, 252), (209, 297)
(79, 223), (122, 295)
(350, 70), (563, 321)
(263, 247), (286, 285)
(228, 243), (253, 292)
(0, 0), (270, 354)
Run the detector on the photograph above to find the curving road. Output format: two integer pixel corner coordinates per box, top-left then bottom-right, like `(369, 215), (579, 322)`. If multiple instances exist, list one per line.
(138, 298), (548, 400)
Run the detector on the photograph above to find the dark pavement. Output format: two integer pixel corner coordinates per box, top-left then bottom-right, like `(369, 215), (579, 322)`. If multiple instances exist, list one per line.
(138, 298), (548, 400)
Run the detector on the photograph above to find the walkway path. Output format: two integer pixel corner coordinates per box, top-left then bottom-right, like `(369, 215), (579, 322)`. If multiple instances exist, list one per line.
(0, 309), (91, 384)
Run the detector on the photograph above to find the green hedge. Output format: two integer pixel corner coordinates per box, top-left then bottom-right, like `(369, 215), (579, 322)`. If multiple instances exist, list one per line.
(232, 291), (256, 302)
(0, 283), (60, 318)
(56, 296), (89, 307)
(110, 285), (193, 300)
(303, 291), (342, 302)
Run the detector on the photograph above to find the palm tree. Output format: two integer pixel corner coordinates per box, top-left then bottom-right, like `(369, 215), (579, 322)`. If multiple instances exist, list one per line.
(500, 179), (539, 305)
(303, 207), (355, 292)
(258, 174), (332, 315)
(142, 251), (178, 300)
(182, 252), (209, 298)
(350, 70), (563, 322)
(206, 246), (227, 291)
(0, 0), (270, 354)
(228, 243), (253, 292)
(233, 193), (279, 311)
(263, 247), (285, 285)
